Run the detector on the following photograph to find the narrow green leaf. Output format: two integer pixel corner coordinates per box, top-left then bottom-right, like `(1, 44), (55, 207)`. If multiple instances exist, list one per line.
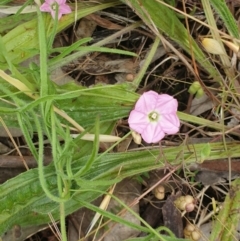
(1, 141), (240, 235)
(121, 0), (222, 81)
(0, 12), (35, 34)
(75, 116), (100, 177)
(200, 143), (211, 162)
(210, 179), (240, 241)
(1, 1), (120, 69)
(210, 0), (239, 38)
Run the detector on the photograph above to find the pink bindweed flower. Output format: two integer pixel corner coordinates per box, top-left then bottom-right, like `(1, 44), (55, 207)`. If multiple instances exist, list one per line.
(40, 0), (71, 20)
(128, 90), (180, 143)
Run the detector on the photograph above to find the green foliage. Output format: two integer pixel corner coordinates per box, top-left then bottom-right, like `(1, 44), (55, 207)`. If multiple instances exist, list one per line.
(0, 1), (120, 69)
(56, 84), (138, 127)
(209, 179), (240, 241)
(210, 0), (239, 39)
(0, 13), (36, 34)
(1, 0), (240, 239)
(1, 141), (240, 236)
(121, 0), (222, 81)
(200, 143), (211, 162)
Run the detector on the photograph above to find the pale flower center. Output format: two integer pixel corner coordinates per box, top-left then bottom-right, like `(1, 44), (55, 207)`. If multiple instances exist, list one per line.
(148, 111), (159, 122)
(51, 2), (57, 11)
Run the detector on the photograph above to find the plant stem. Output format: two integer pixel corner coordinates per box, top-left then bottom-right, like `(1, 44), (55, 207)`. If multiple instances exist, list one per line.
(60, 202), (67, 241)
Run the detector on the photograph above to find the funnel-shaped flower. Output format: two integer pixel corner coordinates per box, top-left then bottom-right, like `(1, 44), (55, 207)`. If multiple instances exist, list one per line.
(128, 91), (180, 143)
(40, 0), (71, 20)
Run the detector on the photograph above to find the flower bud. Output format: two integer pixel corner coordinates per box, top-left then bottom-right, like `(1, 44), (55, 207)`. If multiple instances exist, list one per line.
(192, 230), (201, 241)
(131, 130), (142, 144)
(188, 81), (204, 98)
(126, 74), (134, 82)
(188, 81), (201, 95)
(185, 195), (194, 203)
(154, 185), (165, 200)
(184, 223), (201, 241)
(202, 38), (225, 55)
(222, 40), (239, 53)
(196, 88), (204, 98)
(174, 196), (186, 210)
(174, 195), (195, 212)
(185, 202), (195, 212)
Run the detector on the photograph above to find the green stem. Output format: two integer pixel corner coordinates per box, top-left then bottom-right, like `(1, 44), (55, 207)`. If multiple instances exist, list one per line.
(35, 110), (66, 203)
(132, 36), (160, 90)
(60, 202), (68, 241)
(47, 4), (59, 49)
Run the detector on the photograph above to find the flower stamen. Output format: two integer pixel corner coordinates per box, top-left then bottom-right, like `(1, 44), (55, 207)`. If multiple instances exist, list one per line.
(149, 111), (159, 122)
(51, 3), (57, 10)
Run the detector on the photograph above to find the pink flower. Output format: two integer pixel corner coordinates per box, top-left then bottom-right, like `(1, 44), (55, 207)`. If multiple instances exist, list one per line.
(128, 91), (180, 143)
(40, 0), (71, 20)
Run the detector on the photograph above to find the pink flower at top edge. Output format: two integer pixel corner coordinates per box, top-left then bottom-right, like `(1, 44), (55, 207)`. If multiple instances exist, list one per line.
(128, 90), (180, 144)
(40, 0), (71, 20)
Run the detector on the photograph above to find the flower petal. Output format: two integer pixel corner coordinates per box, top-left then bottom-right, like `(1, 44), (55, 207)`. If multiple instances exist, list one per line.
(59, 4), (71, 14)
(134, 90), (159, 113)
(40, 2), (51, 11)
(40, 0), (71, 20)
(141, 123), (165, 143)
(160, 114), (180, 134)
(155, 94), (178, 114)
(45, 0), (55, 4)
(44, 7), (54, 18)
(56, 12), (63, 20)
(56, 0), (66, 4)
(128, 110), (148, 133)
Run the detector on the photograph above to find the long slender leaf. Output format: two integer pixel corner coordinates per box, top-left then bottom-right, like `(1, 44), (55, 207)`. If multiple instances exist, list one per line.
(209, 179), (240, 241)
(1, 1), (120, 70)
(121, 0), (222, 81)
(210, 0), (239, 39)
(1, 141), (240, 236)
